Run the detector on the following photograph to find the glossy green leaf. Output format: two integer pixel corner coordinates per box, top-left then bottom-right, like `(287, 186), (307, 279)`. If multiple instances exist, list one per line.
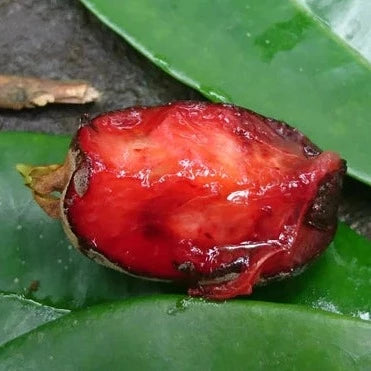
(81, 0), (371, 185)
(1, 132), (370, 317)
(0, 132), (179, 310)
(1, 296), (371, 370)
(297, 0), (371, 61)
(0, 294), (67, 347)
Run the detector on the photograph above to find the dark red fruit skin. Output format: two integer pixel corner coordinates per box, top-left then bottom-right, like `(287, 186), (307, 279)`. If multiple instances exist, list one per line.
(63, 102), (346, 300)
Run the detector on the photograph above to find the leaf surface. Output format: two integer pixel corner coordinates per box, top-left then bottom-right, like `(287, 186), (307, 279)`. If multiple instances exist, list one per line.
(1, 296), (370, 370)
(0, 294), (67, 347)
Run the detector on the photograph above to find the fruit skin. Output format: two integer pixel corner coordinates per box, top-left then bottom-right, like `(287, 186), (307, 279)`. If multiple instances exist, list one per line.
(60, 102), (345, 300)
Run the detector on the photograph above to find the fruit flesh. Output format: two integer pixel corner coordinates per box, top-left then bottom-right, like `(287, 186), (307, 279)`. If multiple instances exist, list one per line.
(64, 102), (345, 299)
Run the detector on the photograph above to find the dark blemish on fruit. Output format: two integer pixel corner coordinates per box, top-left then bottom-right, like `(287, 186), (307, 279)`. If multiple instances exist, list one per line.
(305, 162), (346, 230)
(176, 257), (248, 281)
(177, 261), (196, 274)
(204, 232), (213, 239)
(143, 223), (164, 238)
(303, 144), (321, 158)
(208, 257), (248, 279)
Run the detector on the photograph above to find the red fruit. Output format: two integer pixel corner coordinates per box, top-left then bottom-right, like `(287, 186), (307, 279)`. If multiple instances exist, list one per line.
(21, 102), (346, 299)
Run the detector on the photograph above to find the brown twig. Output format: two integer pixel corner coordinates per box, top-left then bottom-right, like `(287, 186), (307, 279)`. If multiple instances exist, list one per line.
(0, 74), (100, 109)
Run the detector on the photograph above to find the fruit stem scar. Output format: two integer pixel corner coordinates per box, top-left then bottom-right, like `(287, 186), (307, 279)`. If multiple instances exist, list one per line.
(16, 161), (70, 219)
